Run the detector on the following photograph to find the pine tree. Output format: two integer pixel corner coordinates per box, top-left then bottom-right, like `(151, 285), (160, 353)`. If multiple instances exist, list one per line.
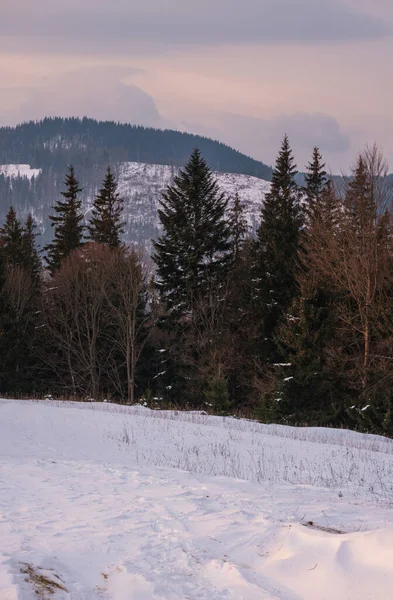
(153, 148), (232, 321)
(303, 147), (329, 220)
(0, 207), (24, 267)
(229, 192), (248, 263)
(253, 135), (302, 361)
(45, 166), (84, 274)
(88, 167), (125, 248)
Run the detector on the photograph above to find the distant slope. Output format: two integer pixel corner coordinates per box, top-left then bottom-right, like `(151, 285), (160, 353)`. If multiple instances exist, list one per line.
(0, 117), (272, 180)
(0, 161), (270, 247)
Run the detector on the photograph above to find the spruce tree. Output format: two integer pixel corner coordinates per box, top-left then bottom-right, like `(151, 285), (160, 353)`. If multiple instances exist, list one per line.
(45, 166), (84, 274)
(21, 214), (41, 284)
(88, 167), (125, 248)
(229, 192), (248, 263)
(0, 207), (24, 267)
(303, 147), (328, 220)
(253, 135), (302, 361)
(266, 155), (344, 425)
(0, 210), (42, 395)
(344, 155), (376, 232)
(153, 148), (231, 321)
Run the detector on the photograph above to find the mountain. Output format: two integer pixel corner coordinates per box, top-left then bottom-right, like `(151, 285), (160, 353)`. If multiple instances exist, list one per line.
(0, 118), (272, 247)
(0, 161), (270, 248)
(0, 117), (272, 178)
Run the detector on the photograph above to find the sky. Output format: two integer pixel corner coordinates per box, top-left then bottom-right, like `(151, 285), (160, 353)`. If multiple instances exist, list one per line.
(1, 0), (393, 173)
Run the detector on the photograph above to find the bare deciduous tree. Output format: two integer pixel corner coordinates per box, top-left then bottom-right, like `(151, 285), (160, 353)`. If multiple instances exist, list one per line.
(41, 244), (112, 398)
(103, 248), (152, 404)
(305, 145), (393, 395)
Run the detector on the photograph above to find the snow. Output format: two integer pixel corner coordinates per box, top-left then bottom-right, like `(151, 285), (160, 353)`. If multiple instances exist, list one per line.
(115, 161), (270, 235)
(0, 160), (269, 247)
(0, 164), (41, 180)
(1, 400), (393, 599)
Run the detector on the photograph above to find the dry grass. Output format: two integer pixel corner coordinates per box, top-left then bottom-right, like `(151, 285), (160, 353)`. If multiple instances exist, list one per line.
(302, 521), (344, 534)
(20, 563), (68, 598)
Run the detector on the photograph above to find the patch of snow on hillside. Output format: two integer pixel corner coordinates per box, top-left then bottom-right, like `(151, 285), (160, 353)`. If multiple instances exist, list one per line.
(113, 162), (270, 241)
(0, 164), (41, 180)
(1, 399), (393, 599)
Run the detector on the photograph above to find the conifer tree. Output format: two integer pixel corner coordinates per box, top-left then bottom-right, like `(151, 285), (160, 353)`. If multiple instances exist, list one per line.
(265, 153), (344, 425)
(153, 148), (231, 321)
(229, 192), (248, 263)
(88, 167), (125, 248)
(344, 155), (376, 232)
(303, 147), (329, 220)
(0, 206), (24, 267)
(45, 166), (84, 274)
(253, 135), (302, 361)
(0, 210), (42, 395)
(21, 214), (41, 284)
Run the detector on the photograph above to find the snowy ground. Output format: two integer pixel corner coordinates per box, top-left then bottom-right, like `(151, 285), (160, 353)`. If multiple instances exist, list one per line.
(1, 400), (393, 599)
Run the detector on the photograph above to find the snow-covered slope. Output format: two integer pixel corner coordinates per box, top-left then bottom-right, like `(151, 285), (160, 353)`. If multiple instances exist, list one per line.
(0, 164), (41, 180)
(114, 161), (270, 240)
(0, 162), (270, 246)
(1, 399), (393, 599)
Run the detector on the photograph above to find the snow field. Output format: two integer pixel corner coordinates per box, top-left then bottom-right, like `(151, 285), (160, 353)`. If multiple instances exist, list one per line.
(1, 400), (393, 599)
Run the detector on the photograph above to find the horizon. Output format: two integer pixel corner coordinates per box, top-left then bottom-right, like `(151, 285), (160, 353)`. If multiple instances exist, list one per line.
(3, 114), (392, 178)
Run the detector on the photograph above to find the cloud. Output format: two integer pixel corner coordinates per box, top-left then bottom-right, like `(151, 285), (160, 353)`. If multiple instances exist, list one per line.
(272, 113), (350, 153)
(1, 66), (163, 127)
(1, 0), (391, 51)
(184, 111), (350, 170)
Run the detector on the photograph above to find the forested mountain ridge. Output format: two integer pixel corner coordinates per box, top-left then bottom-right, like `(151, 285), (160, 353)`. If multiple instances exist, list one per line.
(0, 117), (273, 246)
(0, 117), (272, 178)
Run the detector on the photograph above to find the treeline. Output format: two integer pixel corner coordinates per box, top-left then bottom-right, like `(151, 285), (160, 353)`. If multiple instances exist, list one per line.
(1, 139), (393, 435)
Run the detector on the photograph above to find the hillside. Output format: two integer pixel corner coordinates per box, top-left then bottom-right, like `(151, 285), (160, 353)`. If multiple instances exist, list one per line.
(0, 117), (272, 179)
(1, 399), (393, 599)
(0, 161), (270, 247)
(0, 118), (274, 247)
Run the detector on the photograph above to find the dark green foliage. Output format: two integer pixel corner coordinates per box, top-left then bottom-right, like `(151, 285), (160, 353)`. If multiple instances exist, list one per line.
(21, 214), (42, 284)
(153, 148), (232, 321)
(253, 135), (303, 361)
(273, 287), (346, 425)
(264, 150), (345, 425)
(88, 167), (125, 248)
(0, 206), (24, 267)
(0, 209), (42, 394)
(344, 156), (375, 229)
(204, 376), (231, 415)
(45, 166), (84, 274)
(0, 208), (41, 281)
(303, 147), (329, 219)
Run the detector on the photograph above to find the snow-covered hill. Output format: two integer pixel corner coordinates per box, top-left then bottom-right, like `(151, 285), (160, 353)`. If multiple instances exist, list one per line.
(114, 161), (270, 239)
(0, 162), (270, 246)
(1, 399), (393, 599)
